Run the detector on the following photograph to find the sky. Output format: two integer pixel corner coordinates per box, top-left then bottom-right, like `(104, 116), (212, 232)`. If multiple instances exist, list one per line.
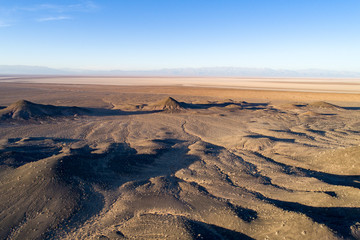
(0, 0), (360, 71)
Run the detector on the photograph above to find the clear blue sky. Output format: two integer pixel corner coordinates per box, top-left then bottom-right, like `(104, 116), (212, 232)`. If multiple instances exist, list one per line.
(1, 0), (359, 71)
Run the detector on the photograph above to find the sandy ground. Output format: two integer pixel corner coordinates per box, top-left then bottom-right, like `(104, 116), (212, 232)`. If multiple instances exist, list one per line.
(0, 80), (360, 240)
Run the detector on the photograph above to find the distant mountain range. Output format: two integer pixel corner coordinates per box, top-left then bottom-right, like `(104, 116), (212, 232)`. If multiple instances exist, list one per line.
(0, 65), (359, 78)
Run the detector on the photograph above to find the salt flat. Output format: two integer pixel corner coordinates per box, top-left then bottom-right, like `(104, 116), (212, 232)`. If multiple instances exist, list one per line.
(0, 80), (360, 239)
(1, 76), (360, 93)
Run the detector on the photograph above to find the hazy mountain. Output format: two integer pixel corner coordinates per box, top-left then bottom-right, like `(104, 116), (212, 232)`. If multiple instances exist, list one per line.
(0, 65), (359, 78)
(0, 65), (68, 75)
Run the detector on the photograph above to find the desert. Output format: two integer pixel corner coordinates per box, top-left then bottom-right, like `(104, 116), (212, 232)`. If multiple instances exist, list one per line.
(0, 78), (360, 239)
(2, 0), (360, 238)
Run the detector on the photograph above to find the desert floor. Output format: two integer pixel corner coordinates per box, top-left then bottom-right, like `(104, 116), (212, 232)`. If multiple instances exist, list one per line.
(0, 79), (360, 239)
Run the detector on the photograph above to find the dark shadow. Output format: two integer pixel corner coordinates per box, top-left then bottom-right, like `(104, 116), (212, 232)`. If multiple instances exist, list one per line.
(347, 130), (360, 134)
(271, 129), (315, 139)
(245, 134), (296, 143)
(293, 104), (307, 107)
(226, 202), (258, 223)
(306, 129), (326, 135)
(182, 101), (245, 109)
(320, 113), (337, 116)
(179, 101), (268, 110)
(6, 138), (22, 143)
(343, 107), (360, 110)
(0, 145), (61, 168)
(323, 191), (337, 197)
(20, 136), (78, 143)
(56, 139), (191, 188)
(84, 107), (162, 116)
(242, 103), (270, 110)
(0, 137), (78, 168)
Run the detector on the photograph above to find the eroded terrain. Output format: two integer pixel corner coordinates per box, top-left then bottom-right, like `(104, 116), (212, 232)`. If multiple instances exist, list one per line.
(0, 83), (360, 239)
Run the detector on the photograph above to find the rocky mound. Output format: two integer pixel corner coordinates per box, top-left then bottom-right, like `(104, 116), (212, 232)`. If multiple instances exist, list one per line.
(0, 152), (81, 240)
(151, 97), (185, 112)
(0, 100), (89, 120)
(300, 111), (321, 116)
(308, 101), (341, 109)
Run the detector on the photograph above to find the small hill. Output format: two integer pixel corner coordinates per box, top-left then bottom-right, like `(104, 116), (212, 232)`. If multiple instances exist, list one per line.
(0, 154), (81, 240)
(151, 97), (185, 112)
(308, 101), (341, 109)
(300, 111), (321, 116)
(0, 100), (89, 120)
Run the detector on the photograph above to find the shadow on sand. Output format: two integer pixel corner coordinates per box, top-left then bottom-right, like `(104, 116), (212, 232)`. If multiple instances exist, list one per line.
(85, 107), (162, 116)
(181, 101), (269, 110)
(342, 107), (360, 110)
(0, 137), (78, 168)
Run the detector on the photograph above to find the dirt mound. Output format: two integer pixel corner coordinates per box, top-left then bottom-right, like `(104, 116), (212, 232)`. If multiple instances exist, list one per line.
(301, 111), (321, 116)
(0, 154), (81, 240)
(0, 100), (89, 120)
(308, 101), (341, 109)
(151, 97), (185, 112)
(224, 104), (243, 110)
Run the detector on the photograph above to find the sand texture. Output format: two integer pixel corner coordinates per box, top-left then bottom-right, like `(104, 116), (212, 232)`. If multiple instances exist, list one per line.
(0, 82), (360, 239)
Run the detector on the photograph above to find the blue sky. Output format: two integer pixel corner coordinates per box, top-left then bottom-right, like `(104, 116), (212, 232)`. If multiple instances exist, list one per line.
(0, 0), (359, 71)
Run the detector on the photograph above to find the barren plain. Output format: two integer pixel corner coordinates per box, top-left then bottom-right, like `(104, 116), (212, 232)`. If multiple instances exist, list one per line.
(0, 78), (360, 239)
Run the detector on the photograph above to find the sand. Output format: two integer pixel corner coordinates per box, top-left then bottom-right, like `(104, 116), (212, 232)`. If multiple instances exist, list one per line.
(0, 79), (360, 240)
